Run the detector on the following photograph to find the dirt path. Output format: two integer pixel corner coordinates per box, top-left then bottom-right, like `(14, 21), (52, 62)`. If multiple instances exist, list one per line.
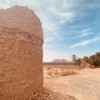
(44, 68), (100, 100)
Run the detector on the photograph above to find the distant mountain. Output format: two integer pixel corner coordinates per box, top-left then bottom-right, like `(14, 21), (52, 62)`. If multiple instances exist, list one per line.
(52, 59), (68, 63)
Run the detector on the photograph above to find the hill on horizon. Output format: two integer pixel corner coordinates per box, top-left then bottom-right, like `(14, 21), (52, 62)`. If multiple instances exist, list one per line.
(52, 59), (68, 63)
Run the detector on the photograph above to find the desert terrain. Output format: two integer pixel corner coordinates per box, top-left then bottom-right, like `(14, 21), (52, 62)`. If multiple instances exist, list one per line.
(44, 65), (100, 100)
(0, 3), (100, 100)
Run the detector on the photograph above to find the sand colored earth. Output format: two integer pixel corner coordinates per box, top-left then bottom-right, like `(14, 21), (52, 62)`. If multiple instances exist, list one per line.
(44, 68), (100, 100)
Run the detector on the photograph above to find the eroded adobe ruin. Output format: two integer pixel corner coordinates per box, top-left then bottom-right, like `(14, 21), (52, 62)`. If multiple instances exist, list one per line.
(0, 6), (43, 100)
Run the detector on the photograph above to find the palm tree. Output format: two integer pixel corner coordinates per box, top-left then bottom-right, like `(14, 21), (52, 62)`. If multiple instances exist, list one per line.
(72, 55), (76, 65)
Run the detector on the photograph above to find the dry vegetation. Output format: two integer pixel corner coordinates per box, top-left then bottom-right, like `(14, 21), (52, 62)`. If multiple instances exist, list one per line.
(61, 70), (77, 76)
(48, 71), (52, 75)
(45, 68), (78, 78)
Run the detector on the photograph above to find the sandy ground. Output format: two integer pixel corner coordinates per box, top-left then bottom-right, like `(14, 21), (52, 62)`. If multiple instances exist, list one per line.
(43, 65), (79, 69)
(44, 67), (100, 100)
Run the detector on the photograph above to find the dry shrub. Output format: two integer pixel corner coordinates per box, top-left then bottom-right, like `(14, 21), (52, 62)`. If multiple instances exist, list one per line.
(48, 69), (77, 77)
(51, 69), (55, 71)
(61, 69), (64, 71)
(53, 70), (59, 75)
(47, 68), (51, 70)
(61, 70), (77, 76)
(48, 71), (52, 75)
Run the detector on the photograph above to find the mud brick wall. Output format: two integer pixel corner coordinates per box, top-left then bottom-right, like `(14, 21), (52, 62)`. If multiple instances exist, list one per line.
(0, 6), (43, 100)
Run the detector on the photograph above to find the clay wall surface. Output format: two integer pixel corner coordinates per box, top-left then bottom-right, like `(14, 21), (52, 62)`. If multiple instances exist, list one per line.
(0, 6), (43, 100)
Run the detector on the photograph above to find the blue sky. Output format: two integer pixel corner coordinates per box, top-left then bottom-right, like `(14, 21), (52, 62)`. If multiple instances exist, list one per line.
(0, 0), (100, 62)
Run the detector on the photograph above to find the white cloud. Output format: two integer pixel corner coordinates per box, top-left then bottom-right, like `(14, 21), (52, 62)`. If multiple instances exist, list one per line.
(79, 28), (93, 37)
(0, 1), (10, 8)
(44, 37), (55, 43)
(80, 32), (93, 37)
(60, 12), (75, 23)
(80, 28), (91, 33)
(48, 6), (75, 24)
(70, 37), (100, 48)
(64, 28), (94, 40)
